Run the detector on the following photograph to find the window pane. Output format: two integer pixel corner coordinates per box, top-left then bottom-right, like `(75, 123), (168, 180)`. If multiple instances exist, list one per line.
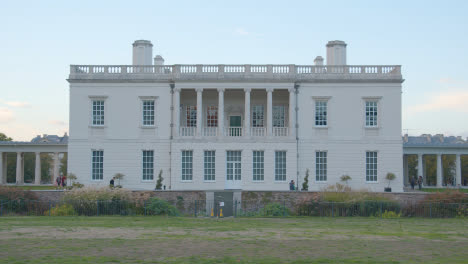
(253, 151), (264, 181)
(275, 151), (286, 181)
(182, 151), (193, 181)
(204, 151), (216, 181)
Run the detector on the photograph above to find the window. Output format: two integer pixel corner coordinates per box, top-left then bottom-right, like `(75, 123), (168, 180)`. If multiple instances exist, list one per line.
(366, 151), (378, 182)
(91, 150), (103, 180)
(315, 101), (327, 126)
(226, 151), (241, 181)
(273, 105), (286, 127)
(275, 151), (286, 181)
(186, 106), (197, 127)
(142, 100), (155, 126)
(252, 105), (264, 127)
(206, 106), (218, 127)
(253, 151), (264, 181)
(182, 150), (193, 181)
(365, 101), (378, 127)
(204, 151), (215, 181)
(142, 150), (154, 180)
(315, 151), (327, 181)
(92, 100), (105, 126)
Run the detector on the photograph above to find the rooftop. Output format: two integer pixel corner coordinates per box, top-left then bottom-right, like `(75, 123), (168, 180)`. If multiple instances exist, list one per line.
(0, 133), (68, 145)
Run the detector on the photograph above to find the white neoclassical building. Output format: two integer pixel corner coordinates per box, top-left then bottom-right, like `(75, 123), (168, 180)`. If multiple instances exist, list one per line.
(67, 40), (404, 192)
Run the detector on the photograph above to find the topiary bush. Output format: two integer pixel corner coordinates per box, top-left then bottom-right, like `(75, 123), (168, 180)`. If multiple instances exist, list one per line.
(45, 204), (76, 216)
(146, 197), (179, 216)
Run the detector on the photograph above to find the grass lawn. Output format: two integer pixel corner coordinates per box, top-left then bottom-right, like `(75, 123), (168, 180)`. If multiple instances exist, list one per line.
(422, 188), (468, 193)
(0, 216), (467, 263)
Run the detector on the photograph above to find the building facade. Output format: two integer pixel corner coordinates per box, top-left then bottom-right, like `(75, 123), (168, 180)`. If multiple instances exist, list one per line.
(67, 40), (404, 192)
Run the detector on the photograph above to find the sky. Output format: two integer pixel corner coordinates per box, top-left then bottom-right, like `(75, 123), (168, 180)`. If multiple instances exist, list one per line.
(0, 0), (467, 141)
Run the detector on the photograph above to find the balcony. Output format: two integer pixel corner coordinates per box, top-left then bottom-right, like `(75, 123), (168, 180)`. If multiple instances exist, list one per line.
(178, 127), (289, 138)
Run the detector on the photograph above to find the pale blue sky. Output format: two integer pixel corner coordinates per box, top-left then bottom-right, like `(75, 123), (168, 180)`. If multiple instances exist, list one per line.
(1, 0), (467, 140)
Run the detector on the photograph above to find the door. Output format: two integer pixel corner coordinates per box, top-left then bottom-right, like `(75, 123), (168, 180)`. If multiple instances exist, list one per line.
(229, 115), (242, 136)
(226, 151), (242, 189)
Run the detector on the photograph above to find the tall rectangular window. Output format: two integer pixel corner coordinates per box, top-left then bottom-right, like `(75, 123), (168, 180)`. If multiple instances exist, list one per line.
(182, 150), (193, 181)
(273, 105), (286, 127)
(206, 106), (218, 127)
(275, 151), (286, 181)
(186, 106), (197, 127)
(366, 151), (378, 182)
(315, 101), (327, 126)
(92, 100), (105, 126)
(252, 105), (264, 127)
(315, 151), (327, 181)
(365, 101), (378, 127)
(226, 151), (241, 181)
(92, 150), (104, 180)
(142, 100), (155, 126)
(204, 151), (215, 181)
(253, 151), (264, 181)
(142, 150), (154, 180)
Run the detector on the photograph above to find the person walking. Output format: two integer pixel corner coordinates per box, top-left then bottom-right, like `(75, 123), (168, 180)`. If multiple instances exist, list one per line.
(417, 176), (423, 190)
(110, 177), (115, 188)
(410, 176), (415, 190)
(289, 180), (295, 191)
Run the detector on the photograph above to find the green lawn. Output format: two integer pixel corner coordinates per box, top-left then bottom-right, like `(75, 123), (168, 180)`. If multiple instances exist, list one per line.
(0, 216), (467, 263)
(422, 188), (468, 193)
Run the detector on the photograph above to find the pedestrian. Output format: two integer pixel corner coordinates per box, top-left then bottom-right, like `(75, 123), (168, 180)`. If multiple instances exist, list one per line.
(289, 180), (295, 191)
(417, 176), (423, 190)
(55, 175), (61, 188)
(62, 174), (67, 187)
(110, 177), (115, 188)
(410, 176), (415, 190)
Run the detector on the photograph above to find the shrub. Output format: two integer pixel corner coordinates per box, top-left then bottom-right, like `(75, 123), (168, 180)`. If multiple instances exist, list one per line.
(63, 187), (132, 216)
(0, 186), (37, 201)
(45, 204), (76, 216)
(156, 170), (164, 190)
(302, 169), (309, 191)
(382, 210), (401, 218)
(340, 175), (352, 185)
(421, 190), (468, 204)
(146, 197), (179, 216)
(386, 172), (396, 188)
(263, 203), (289, 216)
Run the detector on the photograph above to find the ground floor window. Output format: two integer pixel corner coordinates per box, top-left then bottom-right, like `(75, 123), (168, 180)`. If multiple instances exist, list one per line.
(227, 151), (241, 181)
(182, 150), (193, 181)
(366, 151), (378, 182)
(92, 150), (103, 180)
(204, 150), (215, 181)
(253, 151), (264, 181)
(316, 151), (327, 182)
(275, 151), (286, 181)
(142, 150), (154, 181)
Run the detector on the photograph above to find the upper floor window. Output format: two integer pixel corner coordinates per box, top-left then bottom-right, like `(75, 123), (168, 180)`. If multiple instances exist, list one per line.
(273, 105), (286, 127)
(252, 105), (264, 127)
(142, 100), (155, 126)
(315, 101), (327, 127)
(206, 106), (218, 127)
(186, 106), (197, 127)
(365, 101), (378, 127)
(92, 100), (105, 126)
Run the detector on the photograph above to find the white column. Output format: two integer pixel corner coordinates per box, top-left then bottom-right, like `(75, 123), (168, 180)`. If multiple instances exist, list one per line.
(436, 154), (442, 187)
(456, 154), (462, 187)
(34, 152), (41, 185)
(244, 88), (251, 137)
(53, 152), (59, 184)
(267, 88), (273, 137)
(174, 88), (181, 137)
(0, 152), (3, 184)
(418, 153), (423, 184)
(288, 87), (295, 138)
(196, 88), (203, 137)
(218, 88), (225, 137)
(16, 152), (23, 184)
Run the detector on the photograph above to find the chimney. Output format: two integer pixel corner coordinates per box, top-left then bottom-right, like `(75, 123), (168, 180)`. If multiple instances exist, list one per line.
(314, 56), (324, 66)
(326, 40), (347, 65)
(154, 55), (165, 66)
(132, 40), (153, 65)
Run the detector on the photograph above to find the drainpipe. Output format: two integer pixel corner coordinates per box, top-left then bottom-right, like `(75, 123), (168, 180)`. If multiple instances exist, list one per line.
(169, 81), (175, 190)
(294, 82), (300, 191)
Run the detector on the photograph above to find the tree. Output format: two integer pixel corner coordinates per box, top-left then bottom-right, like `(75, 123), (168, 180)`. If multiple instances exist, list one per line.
(386, 172), (396, 188)
(302, 169), (309, 191)
(340, 175), (351, 185)
(0, 132), (12, 141)
(156, 170), (164, 190)
(114, 173), (125, 187)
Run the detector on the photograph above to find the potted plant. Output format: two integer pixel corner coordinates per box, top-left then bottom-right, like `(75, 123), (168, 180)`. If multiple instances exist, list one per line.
(155, 170), (164, 190)
(385, 172), (396, 192)
(302, 169), (309, 191)
(114, 173), (125, 188)
(340, 174), (352, 185)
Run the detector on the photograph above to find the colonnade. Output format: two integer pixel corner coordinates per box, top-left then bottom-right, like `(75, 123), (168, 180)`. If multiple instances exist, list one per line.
(173, 87), (296, 138)
(0, 152), (62, 185)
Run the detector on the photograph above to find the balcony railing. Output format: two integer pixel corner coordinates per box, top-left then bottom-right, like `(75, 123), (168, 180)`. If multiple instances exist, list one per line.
(70, 64), (402, 82)
(178, 127), (289, 137)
